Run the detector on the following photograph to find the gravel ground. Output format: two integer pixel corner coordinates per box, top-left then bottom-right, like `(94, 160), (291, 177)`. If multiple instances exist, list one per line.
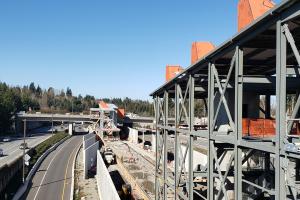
(74, 146), (99, 200)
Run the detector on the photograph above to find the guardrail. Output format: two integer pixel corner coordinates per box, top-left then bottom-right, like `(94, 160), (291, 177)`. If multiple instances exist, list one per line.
(12, 136), (70, 200)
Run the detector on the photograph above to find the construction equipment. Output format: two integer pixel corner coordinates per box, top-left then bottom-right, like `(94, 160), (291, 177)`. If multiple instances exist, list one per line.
(103, 147), (116, 165)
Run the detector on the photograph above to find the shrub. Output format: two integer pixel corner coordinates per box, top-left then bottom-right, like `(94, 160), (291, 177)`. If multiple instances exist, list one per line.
(29, 132), (69, 166)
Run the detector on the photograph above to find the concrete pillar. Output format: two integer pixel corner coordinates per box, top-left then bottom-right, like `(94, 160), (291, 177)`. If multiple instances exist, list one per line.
(142, 130), (145, 143)
(68, 123), (73, 135)
(152, 132), (156, 152)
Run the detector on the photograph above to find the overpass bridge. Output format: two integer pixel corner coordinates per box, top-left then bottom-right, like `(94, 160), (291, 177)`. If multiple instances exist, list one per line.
(17, 113), (95, 123)
(17, 113), (155, 124)
(16, 113), (156, 135)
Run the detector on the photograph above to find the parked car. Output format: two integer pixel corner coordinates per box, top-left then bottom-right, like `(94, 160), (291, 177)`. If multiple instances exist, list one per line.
(2, 137), (11, 142)
(19, 143), (28, 149)
(0, 148), (3, 157)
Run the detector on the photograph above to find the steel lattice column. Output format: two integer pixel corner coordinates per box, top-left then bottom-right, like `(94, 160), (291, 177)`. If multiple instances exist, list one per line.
(234, 46), (243, 199)
(275, 20), (287, 200)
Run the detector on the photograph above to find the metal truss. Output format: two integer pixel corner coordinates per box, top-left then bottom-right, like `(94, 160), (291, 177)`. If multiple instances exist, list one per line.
(153, 3), (300, 200)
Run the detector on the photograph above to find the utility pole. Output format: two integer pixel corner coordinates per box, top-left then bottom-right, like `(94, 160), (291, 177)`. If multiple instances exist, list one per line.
(22, 119), (26, 183)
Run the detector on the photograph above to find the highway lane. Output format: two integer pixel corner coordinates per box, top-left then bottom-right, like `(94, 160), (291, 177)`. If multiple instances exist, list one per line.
(0, 125), (76, 168)
(0, 134), (52, 168)
(25, 135), (82, 200)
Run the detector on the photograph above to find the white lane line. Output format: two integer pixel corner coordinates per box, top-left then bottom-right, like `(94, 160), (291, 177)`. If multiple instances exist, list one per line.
(33, 138), (72, 200)
(62, 142), (81, 200)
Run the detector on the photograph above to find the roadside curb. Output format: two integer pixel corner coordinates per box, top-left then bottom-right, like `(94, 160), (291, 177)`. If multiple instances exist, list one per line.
(12, 136), (70, 200)
(70, 143), (82, 200)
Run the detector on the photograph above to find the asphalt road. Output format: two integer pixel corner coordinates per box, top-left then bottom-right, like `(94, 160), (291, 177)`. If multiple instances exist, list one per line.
(0, 133), (52, 168)
(25, 135), (82, 200)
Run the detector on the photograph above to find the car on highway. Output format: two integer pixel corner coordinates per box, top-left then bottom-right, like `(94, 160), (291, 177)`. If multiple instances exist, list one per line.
(19, 143), (28, 149)
(2, 137), (11, 142)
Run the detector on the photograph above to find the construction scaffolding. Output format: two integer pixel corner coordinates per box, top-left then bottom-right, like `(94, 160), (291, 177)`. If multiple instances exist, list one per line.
(150, 1), (300, 199)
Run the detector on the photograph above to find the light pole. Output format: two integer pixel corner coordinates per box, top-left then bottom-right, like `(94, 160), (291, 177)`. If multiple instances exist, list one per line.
(22, 119), (26, 183)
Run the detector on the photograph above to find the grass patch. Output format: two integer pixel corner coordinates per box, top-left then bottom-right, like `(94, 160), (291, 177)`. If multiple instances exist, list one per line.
(29, 132), (69, 166)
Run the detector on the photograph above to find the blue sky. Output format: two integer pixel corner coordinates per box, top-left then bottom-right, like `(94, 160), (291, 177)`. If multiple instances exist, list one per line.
(0, 0), (281, 100)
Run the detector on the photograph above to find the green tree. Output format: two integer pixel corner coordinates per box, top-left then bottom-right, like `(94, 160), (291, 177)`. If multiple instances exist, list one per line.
(36, 85), (42, 97)
(29, 82), (36, 93)
(66, 87), (72, 97)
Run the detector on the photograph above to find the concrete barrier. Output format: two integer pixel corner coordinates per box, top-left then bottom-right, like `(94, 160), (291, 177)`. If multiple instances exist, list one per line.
(83, 136), (95, 150)
(96, 151), (120, 200)
(13, 136), (70, 200)
(82, 133), (97, 179)
(84, 141), (99, 179)
(128, 128), (138, 144)
(68, 123), (73, 135)
(180, 144), (207, 172)
(83, 133), (94, 142)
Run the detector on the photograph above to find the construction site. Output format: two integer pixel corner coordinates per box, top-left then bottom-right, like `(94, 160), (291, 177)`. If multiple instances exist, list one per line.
(150, 0), (300, 199)
(81, 1), (300, 200)
(3, 1), (300, 200)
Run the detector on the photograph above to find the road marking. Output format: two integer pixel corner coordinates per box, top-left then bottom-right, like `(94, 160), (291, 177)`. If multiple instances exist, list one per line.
(61, 141), (81, 200)
(33, 138), (72, 200)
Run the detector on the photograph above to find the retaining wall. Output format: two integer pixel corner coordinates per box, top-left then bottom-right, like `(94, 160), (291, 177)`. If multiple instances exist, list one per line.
(96, 151), (120, 200)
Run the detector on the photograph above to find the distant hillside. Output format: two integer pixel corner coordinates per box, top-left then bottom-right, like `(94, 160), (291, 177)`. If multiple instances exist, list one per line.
(0, 82), (154, 134)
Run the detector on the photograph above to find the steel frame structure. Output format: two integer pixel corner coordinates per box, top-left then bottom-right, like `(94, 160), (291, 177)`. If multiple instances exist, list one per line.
(151, 1), (300, 199)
